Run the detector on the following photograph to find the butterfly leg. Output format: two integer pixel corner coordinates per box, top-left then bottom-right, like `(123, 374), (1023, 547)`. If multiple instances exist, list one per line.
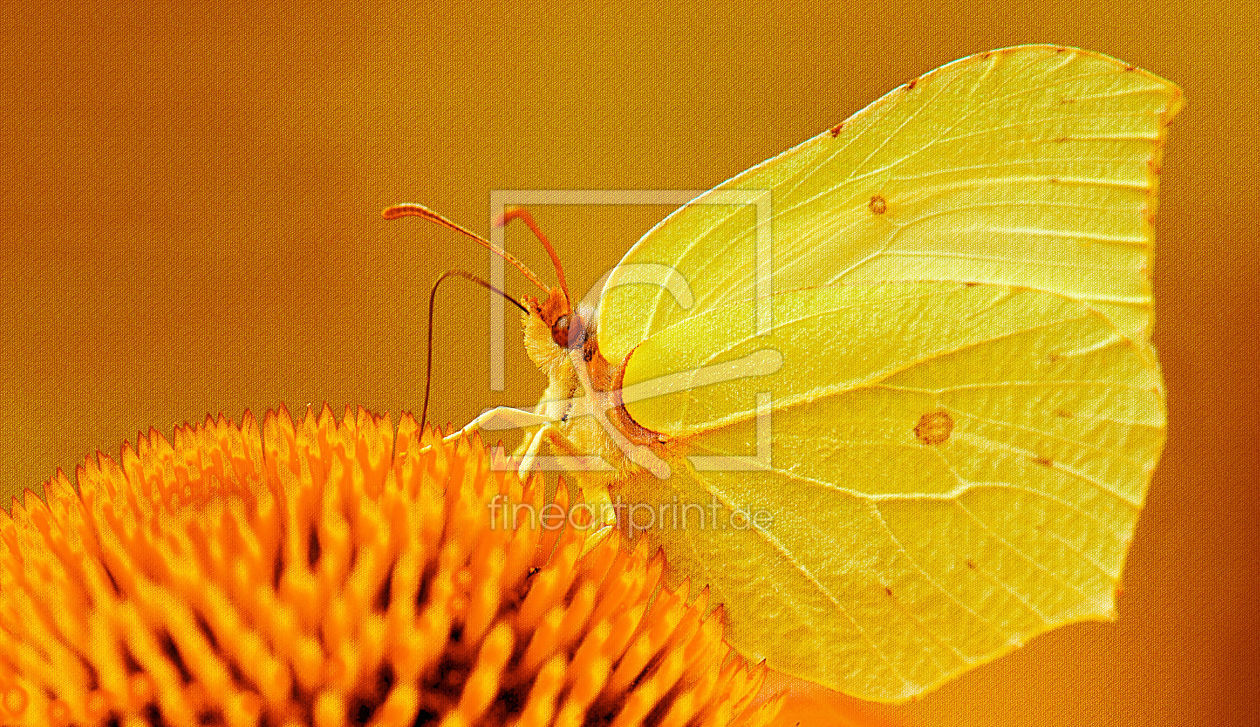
(455, 406), (555, 439)
(435, 406), (557, 473)
(516, 422), (555, 481)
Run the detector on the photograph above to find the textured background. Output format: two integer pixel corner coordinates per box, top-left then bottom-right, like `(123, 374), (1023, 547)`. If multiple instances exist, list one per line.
(1, 1), (1256, 725)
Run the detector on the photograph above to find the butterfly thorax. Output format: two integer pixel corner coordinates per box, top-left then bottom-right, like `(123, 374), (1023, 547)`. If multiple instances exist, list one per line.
(521, 291), (662, 478)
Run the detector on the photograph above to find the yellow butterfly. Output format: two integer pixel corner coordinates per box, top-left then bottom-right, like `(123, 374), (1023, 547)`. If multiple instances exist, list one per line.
(390, 45), (1180, 703)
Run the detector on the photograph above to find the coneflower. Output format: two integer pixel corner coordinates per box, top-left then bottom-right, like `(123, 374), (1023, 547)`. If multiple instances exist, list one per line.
(0, 406), (782, 727)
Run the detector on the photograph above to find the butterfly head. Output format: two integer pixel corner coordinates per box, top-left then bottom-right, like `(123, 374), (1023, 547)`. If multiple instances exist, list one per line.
(521, 285), (617, 394)
(526, 286), (588, 351)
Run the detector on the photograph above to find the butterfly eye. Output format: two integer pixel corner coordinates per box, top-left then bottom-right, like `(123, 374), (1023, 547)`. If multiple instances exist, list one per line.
(551, 314), (570, 347)
(552, 313), (587, 349)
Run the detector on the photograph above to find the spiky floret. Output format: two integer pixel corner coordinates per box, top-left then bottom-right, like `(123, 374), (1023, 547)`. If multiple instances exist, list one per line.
(0, 406), (781, 727)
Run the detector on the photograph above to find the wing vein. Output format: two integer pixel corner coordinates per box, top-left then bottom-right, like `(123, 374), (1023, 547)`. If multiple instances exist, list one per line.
(698, 475), (916, 691)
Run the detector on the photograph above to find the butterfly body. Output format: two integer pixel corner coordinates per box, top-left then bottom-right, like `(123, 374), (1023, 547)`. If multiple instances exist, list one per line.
(519, 292), (664, 494)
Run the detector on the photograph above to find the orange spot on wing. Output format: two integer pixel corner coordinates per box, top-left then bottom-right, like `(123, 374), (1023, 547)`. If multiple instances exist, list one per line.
(914, 411), (953, 445)
(829, 121), (845, 137)
(868, 195), (888, 215)
(1032, 455), (1054, 467)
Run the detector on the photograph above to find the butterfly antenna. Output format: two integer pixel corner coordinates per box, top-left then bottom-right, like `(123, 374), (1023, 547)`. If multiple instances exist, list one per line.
(384, 203), (549, 294)
(420, 269), (529, 434)
(496, 206), (572, 306)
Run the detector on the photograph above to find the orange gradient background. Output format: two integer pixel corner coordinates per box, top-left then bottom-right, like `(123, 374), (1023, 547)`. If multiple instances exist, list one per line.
(1, 2), (1256, 726)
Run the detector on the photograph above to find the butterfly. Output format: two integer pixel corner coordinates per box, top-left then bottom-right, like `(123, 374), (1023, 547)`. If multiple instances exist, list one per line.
(389, 45), (1180, 703)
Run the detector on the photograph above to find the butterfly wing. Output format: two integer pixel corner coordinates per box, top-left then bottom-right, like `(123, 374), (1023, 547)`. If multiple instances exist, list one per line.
(596, 45), (1181, 367)
(593, 46), (1180, 702)
(615, 281), (1163, 701)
